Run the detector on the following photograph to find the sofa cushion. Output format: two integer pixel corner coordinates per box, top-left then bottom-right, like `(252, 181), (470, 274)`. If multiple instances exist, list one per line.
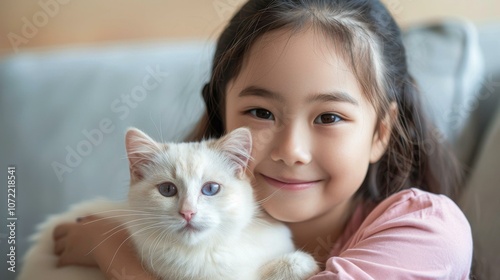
(460, 105), (500, 279)
(403, 19), (484, 165)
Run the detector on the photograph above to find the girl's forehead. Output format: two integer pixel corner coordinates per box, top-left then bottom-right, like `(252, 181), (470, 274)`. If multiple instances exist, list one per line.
(251, 28), (349, 66)
(232, 28), (368, 106)
(247, 28), (347, 67)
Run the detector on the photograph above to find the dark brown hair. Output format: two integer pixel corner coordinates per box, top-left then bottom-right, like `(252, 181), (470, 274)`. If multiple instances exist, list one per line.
(188, 0), (463, 202)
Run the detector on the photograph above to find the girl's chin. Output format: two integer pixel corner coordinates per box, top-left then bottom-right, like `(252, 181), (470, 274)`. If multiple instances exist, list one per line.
(260, 199), (315, 223)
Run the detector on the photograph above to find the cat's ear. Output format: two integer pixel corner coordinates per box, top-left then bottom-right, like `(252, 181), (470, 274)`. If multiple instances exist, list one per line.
(216, 127), (252, 178)
(125, 127), (161, 183)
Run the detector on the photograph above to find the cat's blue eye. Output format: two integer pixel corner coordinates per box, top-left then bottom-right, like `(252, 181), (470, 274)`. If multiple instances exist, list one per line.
(313, 113), (343, 124)
(201, 182), (220, 196)
(248, 108), (275, 120)
(157, 182), (177, 197)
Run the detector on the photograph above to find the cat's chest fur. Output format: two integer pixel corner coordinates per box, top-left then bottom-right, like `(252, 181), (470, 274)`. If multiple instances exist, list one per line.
(130, 213), (295, 280)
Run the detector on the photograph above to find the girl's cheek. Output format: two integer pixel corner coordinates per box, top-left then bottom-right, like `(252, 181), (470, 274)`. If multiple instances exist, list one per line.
(251, 125), (278, 154)
(248, 129), (275, 169)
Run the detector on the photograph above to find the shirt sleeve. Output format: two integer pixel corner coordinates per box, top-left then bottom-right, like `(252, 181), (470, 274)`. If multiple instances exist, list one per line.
(309, 189), (473, 280)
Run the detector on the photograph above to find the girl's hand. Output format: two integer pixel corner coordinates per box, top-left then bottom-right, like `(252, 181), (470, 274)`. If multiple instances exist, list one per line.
(53, 215), (128, 268)
(53, 215), (158, 280)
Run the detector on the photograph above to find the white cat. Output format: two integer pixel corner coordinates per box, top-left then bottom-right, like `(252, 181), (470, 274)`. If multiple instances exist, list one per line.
(18, 127), (319, 280)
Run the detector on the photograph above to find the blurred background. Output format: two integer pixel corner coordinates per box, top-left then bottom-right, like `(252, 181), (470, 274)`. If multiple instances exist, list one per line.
(1, 0), (499, 54)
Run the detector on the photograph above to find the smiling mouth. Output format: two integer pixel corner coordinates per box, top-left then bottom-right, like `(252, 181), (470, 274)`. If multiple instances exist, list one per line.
(260, 174), (320, 191)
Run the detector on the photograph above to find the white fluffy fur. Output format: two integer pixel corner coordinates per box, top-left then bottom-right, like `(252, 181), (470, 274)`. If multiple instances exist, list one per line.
(19, 128), (319, 280)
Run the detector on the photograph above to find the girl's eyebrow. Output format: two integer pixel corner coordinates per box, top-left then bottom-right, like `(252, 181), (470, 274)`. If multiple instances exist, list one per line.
(238, 86), (285, 102)
(238, 86), (359, 106)
(307, 92), (359, 106)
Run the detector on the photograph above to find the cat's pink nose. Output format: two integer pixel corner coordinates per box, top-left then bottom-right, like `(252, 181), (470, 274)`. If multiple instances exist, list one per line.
(180, 210), (196, 222)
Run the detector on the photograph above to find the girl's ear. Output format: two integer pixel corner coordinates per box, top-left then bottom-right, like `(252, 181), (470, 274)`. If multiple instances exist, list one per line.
(216, 127), (253, 178)
(125, 128), (161, 183)
(370, 102), (397, 163)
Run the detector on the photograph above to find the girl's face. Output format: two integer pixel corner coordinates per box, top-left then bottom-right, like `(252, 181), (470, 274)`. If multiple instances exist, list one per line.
(225, 28), (389, 223)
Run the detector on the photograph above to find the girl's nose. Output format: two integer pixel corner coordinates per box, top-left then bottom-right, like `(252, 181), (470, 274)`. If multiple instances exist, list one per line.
(270, 123), (312, 166)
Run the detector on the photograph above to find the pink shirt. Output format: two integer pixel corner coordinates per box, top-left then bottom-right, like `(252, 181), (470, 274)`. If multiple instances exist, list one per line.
(310, 188), (472, 279)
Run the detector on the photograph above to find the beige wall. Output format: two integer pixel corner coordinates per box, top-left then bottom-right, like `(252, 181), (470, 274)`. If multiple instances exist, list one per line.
(1, 0), (499, 54)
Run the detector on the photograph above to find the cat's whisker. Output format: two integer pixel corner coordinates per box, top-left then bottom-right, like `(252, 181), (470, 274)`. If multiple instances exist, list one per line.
(133, 222), (166, 270)
(86, 228), (129, 256)
(81, 213), (163, 227)
(143, 227), (161, 270)
(150, 111), (166, 145)
(148, 226), (171, 270)
(254, 187), (284, 206)
(84, 211), (150, 217)
(106, 222), (166, 273)
(101, 217), (162, 236)
(94, 208), (150, 213)
(86, 219), (160, 257)
(84, 209), (154, 216)
(130, 206), (167, 212)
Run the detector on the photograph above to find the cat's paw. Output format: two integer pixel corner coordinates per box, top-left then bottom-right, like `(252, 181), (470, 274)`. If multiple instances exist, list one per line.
(260, 251), (320, 280)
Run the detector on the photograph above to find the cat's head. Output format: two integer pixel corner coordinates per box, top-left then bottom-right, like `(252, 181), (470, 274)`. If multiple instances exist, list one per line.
(124, 127), (255, 245)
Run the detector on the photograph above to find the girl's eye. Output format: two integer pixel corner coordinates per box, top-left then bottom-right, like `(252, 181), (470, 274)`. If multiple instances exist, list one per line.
(201, 182), (220, 196)
(248, 109), (275, 120)
(157, 182), (177, 197)
(314, 113), (343, 124)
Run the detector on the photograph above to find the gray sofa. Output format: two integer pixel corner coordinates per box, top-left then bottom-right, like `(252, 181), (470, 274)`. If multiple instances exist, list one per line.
(1, 19), (499, 279)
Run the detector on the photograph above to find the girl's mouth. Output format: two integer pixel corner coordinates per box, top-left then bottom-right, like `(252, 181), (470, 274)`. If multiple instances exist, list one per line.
(260, 174), (320, 191)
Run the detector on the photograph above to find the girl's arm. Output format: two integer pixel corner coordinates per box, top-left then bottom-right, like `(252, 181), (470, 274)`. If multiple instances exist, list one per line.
(53, 215), (158, 280)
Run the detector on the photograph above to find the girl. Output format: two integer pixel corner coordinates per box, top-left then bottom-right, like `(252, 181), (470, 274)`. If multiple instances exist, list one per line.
(53, 0), (473, 278)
